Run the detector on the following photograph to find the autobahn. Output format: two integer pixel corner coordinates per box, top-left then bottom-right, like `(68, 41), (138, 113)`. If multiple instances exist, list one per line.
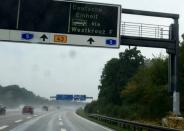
(0, 104), (113, 131)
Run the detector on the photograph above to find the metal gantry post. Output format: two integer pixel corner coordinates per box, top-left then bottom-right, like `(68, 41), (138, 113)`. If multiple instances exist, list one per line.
(172, 19), (180, 115)
(122, 8), (180, 115)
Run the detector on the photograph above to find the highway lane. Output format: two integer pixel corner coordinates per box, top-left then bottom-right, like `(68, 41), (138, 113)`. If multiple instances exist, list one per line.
(0, 108), (47, 131)
(0, 109), (30, 127)
(5, 105), (113, 131)
(61, 110), (113, 131)
(9, 111), (57, 131)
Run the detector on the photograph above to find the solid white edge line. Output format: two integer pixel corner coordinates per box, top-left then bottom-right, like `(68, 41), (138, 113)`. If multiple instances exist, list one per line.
(14, 119), (23, 123)
(74, 112), (114, 131)
(0, 125), (9, 130)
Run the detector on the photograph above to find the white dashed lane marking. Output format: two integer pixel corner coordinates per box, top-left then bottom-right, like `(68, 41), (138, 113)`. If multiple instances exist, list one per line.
(0, 125), (9, 130)
(59, 117), (62, 121)
(60, 128), (67, 131)
(59, 122), (63, 126)
(26, 116), (32, 119)
(14, 119), (23, 123)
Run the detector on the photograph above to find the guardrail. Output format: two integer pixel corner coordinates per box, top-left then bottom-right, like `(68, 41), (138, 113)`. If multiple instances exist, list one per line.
(88, 114), (182, 131)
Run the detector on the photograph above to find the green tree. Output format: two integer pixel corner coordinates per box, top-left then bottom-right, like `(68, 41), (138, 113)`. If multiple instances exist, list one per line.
(0, 85), (48, 107)
(85, 33), (184, 121)
(98, 48), (144, 105)
(121, 57), (171, 119)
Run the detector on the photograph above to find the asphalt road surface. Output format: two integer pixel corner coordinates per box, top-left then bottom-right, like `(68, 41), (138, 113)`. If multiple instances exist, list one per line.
(0, 105), (113, 131)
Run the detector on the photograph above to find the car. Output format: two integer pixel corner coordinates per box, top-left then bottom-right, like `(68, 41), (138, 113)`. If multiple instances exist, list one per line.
(22, 106), (34, 115)
(0, 105), (6, 115)
(42, 106), (48, 111)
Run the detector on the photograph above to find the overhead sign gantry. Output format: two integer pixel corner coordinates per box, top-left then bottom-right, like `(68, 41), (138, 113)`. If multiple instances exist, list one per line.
(0, 0), (121, 48)
(55, 94), (91, 101)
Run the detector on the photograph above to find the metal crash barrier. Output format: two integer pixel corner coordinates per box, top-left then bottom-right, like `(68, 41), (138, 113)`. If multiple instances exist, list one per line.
(88, 114), (182, 131)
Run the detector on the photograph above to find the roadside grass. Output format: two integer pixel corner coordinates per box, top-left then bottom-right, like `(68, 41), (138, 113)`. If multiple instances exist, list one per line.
(76, 108), (130, 131)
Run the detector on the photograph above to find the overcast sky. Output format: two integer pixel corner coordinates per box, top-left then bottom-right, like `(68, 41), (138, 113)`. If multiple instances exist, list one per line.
(0, 0), (183, 100)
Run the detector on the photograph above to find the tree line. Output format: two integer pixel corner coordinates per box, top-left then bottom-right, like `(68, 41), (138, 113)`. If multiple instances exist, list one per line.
(85, 35), (184, 122)
(0, 85), (48, 107)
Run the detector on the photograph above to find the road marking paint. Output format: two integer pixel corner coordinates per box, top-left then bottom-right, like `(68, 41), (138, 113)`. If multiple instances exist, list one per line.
(60, 128), (66, 131)
(34, 115), (38, 117)
(74, 113), (113, 131)
(59, 122), (63, 126)
(59, 118), (62, 121)
(26, 116), (32, 119)
(14, 119), (23, 123)
(59, 116), (62, 121)
(9, 112), (55, 131)
(0, 125), (9, 130)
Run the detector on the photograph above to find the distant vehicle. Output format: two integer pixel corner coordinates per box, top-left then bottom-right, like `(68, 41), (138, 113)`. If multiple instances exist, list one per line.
(22, 106), (34, 115)
(0, 105), (6, 115)
(42, 106), (48, 111)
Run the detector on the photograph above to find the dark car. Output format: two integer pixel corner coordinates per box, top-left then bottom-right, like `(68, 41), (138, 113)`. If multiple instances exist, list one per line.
(0, 105), (6, 115)
(22, 106), (34, 114)
(42, 106), (48, 111)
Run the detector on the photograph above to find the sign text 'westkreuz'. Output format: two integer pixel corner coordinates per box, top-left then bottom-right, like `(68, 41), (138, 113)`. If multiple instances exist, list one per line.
(0, 0), (121, 48)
